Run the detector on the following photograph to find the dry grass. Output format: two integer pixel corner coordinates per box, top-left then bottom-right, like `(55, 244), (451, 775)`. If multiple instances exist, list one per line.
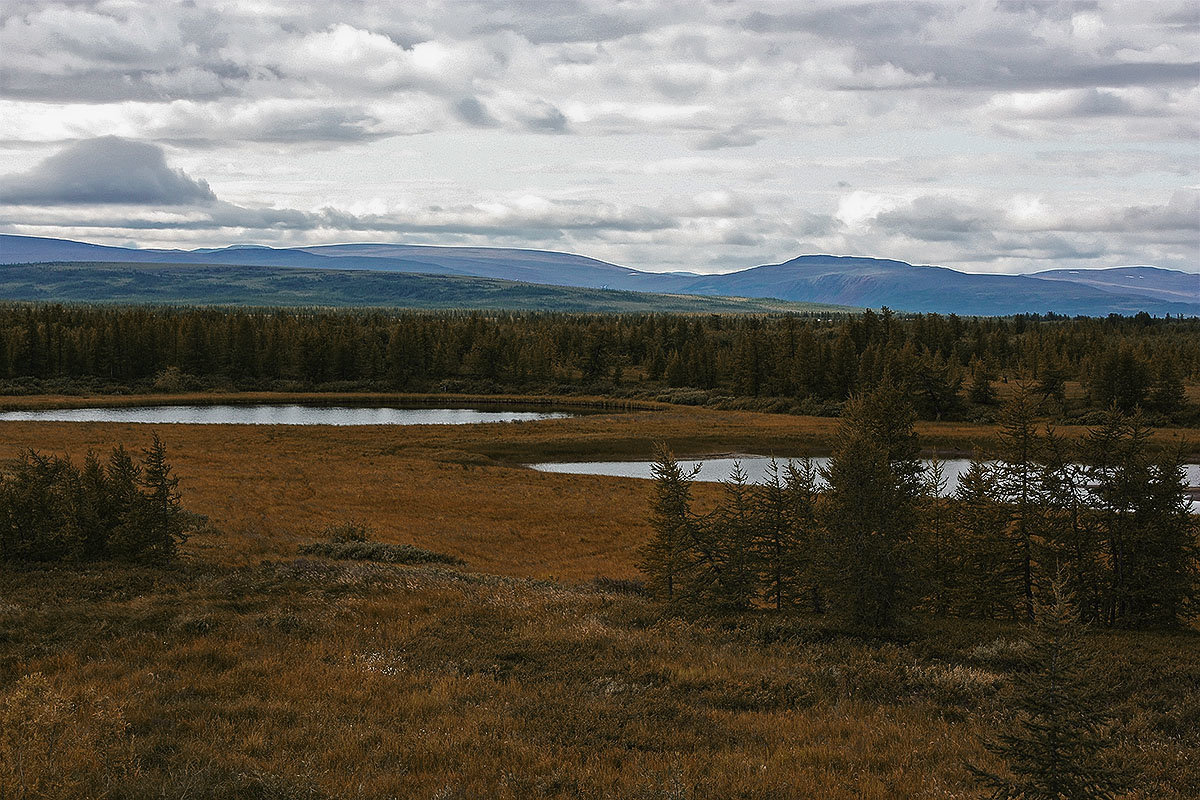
(1, 561), (1195, 799)
(1, 397), (1197, 797)
(0, 397), (1194, 577)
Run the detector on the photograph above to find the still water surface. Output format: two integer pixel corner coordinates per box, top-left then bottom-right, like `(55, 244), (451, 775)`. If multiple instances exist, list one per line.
(0, 405), (578, 426)
(530, 456), (1200, 497)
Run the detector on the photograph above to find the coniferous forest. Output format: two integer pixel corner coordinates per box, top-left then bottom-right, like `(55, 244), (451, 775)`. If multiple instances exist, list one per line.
(1, 304), (1196, 422)
(641, 384), (1198, 632)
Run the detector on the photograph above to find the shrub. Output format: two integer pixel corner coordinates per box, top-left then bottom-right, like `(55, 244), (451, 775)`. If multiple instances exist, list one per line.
(299, 539), (465, 566)
(0, 435), (192, 564)
(590, 576), (650, 596)
(319, 521), (371, 543)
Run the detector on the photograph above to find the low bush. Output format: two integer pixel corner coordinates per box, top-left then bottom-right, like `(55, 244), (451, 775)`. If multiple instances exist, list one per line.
(590, 576), (650, 596)
(299, 539), (465, 566)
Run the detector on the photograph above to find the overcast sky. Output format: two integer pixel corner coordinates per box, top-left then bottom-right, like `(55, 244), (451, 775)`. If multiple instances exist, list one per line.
(0, 0), (1196, 274)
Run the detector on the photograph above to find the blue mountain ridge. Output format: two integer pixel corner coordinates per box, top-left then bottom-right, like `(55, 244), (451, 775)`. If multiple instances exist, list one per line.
(0, 234), (1195, 316)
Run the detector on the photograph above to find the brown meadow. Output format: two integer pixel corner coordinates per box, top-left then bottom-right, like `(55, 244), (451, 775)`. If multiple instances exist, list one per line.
(1, 395), (1198, 798)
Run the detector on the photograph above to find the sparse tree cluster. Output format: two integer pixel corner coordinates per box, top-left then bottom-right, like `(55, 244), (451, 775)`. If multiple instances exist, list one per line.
(642, 386), (1199, 631)
(0, 435), (189, 563)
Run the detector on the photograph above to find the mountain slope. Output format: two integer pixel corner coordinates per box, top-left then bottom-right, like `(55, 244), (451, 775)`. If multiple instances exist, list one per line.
(0, 261), (852, 314)
(0, 234), (1194, 316)
(1032, 266), (1199, 305)
(672, 255), (1198, 317)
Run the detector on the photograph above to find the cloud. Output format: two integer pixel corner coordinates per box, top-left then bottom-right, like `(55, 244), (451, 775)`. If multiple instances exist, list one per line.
(692, 126), (761, 150)
(452, 96), (498, 127)
(0, 136), (215, 205)
(0, 2), (1195, 274)
(517, 101), (569, 133)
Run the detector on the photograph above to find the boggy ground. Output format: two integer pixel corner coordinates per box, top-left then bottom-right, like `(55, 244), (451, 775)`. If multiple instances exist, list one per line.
(0, 396), (1196, 576)
(1, 396), (1198, 798)
(2, 560), (1197, 799)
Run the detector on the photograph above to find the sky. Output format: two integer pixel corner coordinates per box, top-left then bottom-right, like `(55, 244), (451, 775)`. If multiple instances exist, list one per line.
(0, 0), (1196, 275)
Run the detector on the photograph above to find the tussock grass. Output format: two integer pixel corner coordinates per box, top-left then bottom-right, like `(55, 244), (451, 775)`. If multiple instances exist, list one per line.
(1, 401), (1197, 797)
(298, 540), (466, 566)
(0, 559), (1196, 798)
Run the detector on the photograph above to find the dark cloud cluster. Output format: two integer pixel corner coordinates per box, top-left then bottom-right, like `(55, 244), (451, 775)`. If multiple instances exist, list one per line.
(0, 137), (215, 205)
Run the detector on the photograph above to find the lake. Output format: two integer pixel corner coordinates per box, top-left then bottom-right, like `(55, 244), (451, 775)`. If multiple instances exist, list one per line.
(529, 455), (1200, 505)
(0, 404), (582, 426)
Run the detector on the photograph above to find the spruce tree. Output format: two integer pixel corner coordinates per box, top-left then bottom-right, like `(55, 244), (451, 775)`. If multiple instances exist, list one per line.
(138, 433), (186, 561)
(971, 584), (1129, 800)
(709, 463), (758, 610)
(967, 361), (999, 406)
(1040, 428), (1103, 623)
(918, 456), (953, 614)
(1085, 409), (1199, 627)
(784, 458), (823, 614)
(1036, 359), (1067, 409)
(76, 450), (112, 559)
(754, 458), (803, 611)
(1148, 355), (1185, 415)
(0, 451), (80, 562)
(953, 453), (1019, 618)
(108, 436), (184, 562)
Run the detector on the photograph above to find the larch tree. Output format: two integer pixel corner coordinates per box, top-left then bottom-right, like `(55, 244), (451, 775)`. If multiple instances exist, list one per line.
(640, 444), (701, 602)
(971, 583), (1129, 800)
(754, 458), (804, 611)
(820, 382), (923, 630)
(709, 463), (758, 610)
(995, 383), (1045, 620)
(953, 453), (1019, 618)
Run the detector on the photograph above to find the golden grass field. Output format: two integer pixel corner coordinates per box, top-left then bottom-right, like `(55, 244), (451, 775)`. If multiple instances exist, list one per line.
(0, 394), (1196, 576)
(1, 394), (1198, 798)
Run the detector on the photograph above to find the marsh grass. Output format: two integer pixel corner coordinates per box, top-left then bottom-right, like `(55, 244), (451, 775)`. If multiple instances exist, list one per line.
(0, 402), (1197, 797)
(0, 559), (1196, 799)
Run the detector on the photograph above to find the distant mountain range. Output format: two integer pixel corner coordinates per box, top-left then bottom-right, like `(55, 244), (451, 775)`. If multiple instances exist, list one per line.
(1, 234), (1196, 316)
(0, 260), (849, 315)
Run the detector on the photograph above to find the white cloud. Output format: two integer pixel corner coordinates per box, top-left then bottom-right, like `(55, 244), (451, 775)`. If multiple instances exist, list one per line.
(0, 1), (1194, 273)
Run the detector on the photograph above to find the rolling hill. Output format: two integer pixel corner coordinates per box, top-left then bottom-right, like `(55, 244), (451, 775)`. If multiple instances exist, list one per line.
(673, 255), (1198, 317)
(1032, 266), (1199, 305)
(0, 234), (1195, 316)
(0, 260), (852, 314)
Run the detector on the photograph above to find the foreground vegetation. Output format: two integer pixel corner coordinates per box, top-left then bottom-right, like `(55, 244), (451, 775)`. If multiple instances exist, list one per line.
(0, 397), (1196, 797)
(2, 557), (1197, 799)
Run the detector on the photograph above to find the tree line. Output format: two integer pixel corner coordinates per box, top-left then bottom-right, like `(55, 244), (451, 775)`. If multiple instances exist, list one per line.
(0, 435), (190, 563)
(641, 385), (1199, 630)
(0, 304), (1195, 421)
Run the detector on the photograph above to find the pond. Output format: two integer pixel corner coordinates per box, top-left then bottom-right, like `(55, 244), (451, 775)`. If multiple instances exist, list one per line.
(0, 404), (583, 426)
(529, 455), (1200, 506)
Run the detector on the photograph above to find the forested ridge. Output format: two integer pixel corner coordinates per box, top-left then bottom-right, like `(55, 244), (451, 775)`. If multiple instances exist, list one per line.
(1, 304), (1195, 422)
